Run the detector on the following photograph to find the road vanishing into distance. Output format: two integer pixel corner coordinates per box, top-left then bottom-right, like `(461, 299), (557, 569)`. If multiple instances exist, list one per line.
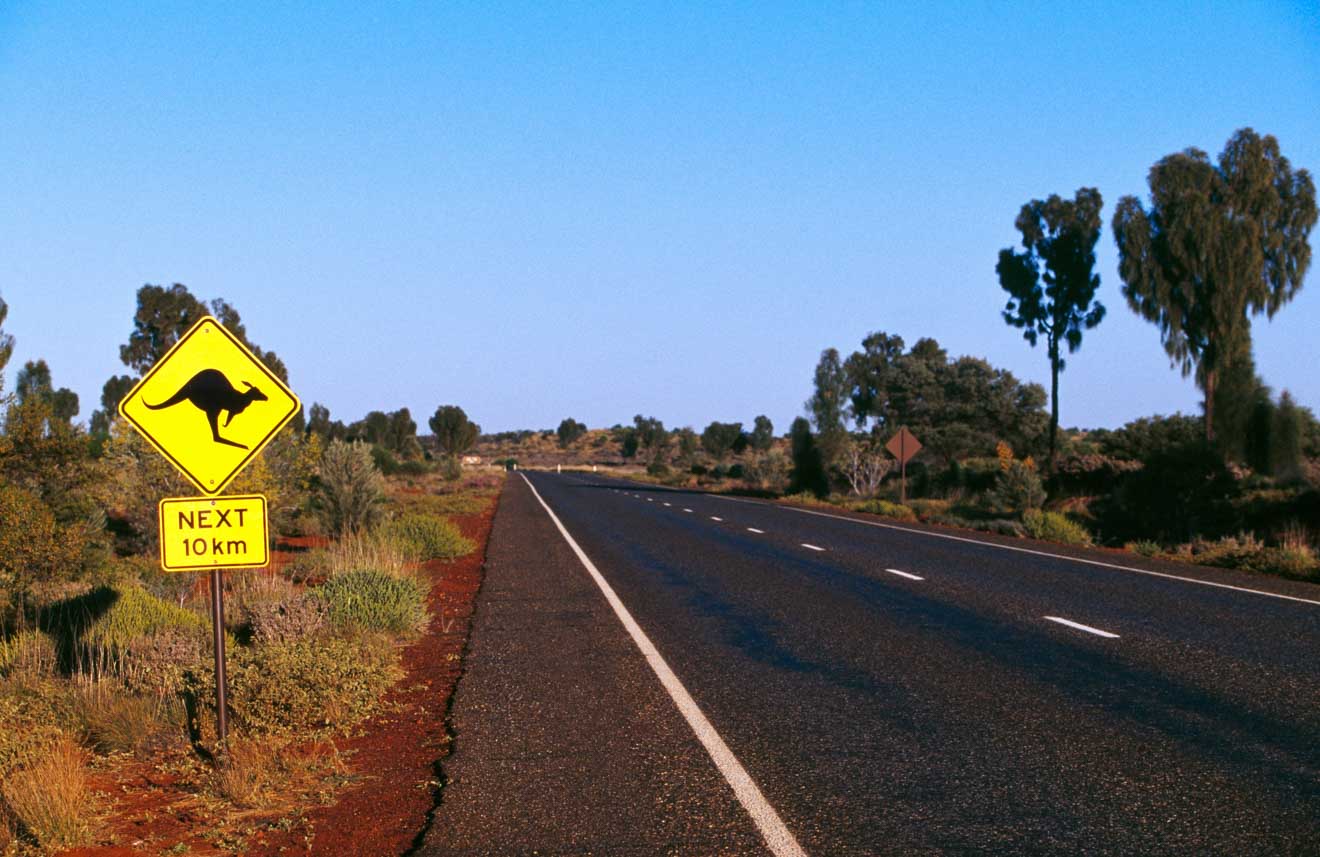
(421, 472), (1320, 856)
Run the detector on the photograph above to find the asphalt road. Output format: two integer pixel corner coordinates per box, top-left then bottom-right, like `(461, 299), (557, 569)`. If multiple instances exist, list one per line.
(423, 472), (1320, 856)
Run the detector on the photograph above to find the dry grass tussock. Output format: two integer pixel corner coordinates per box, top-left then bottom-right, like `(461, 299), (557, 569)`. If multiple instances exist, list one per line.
(324, 529), (410, 579)
(0, 735), (96, 852)
(210, 736), (346, 810)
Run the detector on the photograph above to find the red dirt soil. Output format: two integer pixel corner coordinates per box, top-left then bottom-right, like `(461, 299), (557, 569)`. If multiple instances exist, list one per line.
(61, 499), (496, 857)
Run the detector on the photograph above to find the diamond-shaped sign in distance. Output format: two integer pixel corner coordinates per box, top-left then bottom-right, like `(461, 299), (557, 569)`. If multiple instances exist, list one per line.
(118, 316), (301, 495)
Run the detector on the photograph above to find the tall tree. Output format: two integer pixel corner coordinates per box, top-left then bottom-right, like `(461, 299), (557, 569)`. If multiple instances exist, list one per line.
(15, 359), (79, 423)
(632, 414), (669, 461)
(843, 332), (905, 431)
(1113, 128), (1316, 442)
(0, 295), (13, 395)
(750, 415), (774, 451)
(429, 405), (480, 458)
(997, 187), (1106, 466)
(701, 421), (744, 461)
(807, 348), (849, 465)
(89, 375), (135, 436)
(557, 418), (587, 448)
(788, 417), (828, 497)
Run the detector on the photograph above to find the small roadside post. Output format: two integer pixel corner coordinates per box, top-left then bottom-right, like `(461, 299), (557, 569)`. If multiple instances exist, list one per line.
(118, 316), (300, 748)
(885, 426), (923, 505)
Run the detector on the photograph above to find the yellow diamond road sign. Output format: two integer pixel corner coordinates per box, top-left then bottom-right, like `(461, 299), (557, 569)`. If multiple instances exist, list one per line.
(119, 316), (301, 495)
(158, 495), (270, 571)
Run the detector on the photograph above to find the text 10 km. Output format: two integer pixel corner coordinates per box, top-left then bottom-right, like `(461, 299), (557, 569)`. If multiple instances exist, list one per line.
(158, 494), (270, 572)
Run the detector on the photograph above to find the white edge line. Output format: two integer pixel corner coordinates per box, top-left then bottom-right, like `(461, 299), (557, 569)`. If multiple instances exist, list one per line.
(885, 568), (924, 581)
(716, 497), (1320, 609)
(1044, 616), (1121, 639)
(520, 474), (807, 857)
(801, 543), (826, 552)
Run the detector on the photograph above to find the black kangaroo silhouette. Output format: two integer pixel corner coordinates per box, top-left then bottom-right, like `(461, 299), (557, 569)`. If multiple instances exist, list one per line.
(144, 369), (268, 449)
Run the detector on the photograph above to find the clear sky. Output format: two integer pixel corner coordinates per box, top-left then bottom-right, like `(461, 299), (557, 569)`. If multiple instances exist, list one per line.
(1, 2), (1317, 434)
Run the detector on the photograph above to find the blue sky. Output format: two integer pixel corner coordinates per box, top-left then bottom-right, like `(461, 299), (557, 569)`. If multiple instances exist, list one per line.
(1, 2), (1317, 434)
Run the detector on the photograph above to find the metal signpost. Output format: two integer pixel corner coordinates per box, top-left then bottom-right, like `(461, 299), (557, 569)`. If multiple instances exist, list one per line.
(119, 316), (300, 746)
(885, 426), (923, 505)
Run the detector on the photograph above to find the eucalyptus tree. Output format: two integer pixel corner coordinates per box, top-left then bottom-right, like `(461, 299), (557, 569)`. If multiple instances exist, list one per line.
(429, 405), (480, 458)
(997, 187), (1106, 466)
(1112, 128), (1316, 443)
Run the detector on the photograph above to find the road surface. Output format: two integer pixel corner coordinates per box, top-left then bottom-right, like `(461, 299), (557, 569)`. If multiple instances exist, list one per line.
(421, 472), (1320, 855)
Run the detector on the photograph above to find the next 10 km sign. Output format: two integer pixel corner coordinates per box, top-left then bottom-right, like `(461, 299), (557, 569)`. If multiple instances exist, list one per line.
(158, 495), (270, 572)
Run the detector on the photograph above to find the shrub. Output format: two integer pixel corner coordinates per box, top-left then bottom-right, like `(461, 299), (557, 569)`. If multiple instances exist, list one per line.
(119, 629), (206, 696)
(0, 679), (73, 776)
(1127, 540), (1163, 558)
(378, 513), (474, 561)
(74, 585), (205, 657)
(226, 638), (400, 735)
(317, 440), (385, 536)
(244, 592), (328, 645)
(439, 455), (463, 481)
(1243, 545), (1319, 578)
(395, 459), (432, 477)
(0, 484), (81, 600)
(907, 498), (952, 519)
(42, 584), (204, 676)
(1176, 533), (1264, 568)
(986, 461), (1046, 514)
(0, 736), (95, 851)
(320, 570), (426, 636)
(852, 499), (917, 521)
(742, 450), (789, 492)
(1023, 510), (1092, 546)
(370, 444), (400, 476)
(646, 461), (670, 477)
(783, 491), (832, 508)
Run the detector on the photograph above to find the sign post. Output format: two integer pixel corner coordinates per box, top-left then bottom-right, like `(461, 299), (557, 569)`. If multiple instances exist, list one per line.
(118, 316), (300, 748)
(885, 426), (923, 505)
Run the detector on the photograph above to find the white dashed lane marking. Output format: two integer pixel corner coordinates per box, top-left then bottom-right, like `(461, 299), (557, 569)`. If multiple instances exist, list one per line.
(1044, 616), (1120, 639)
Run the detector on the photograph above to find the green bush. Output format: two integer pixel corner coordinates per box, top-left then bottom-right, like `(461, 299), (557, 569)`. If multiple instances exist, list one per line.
(379, 513), (475, 561)
(907, 498), (952, 519)
(244, 592), (328, 645)
(226, 637), (400, 735)
(319, 570), (426, 636)
(317, 440), (385, 536)
(78, 585), (204, 654)
(1126, 540), (1163, 558)
(852, 499), (917, 521)
(1242, 545), (1319, 578)
(439, 455), (463, 481)
(1023, 510), (1092, 546)
(43, 585), (204, 675)
(986, 462), (1046, 514)
(395, 459), (432, 477)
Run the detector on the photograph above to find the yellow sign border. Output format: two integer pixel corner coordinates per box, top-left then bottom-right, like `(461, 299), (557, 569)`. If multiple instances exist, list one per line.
(118, 315), (301, 495)
(158, 494), (270, 571)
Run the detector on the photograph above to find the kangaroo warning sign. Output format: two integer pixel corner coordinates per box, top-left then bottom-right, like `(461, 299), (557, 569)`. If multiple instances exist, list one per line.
(119, 316), (301, 495)
(158, 495), (269, 571)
